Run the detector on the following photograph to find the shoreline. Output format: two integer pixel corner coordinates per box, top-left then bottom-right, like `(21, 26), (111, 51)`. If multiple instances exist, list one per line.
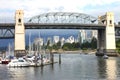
(52, 50), (96, 54)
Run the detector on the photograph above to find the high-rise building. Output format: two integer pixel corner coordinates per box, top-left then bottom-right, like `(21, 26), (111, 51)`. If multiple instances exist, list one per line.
(34, 38), (43, 46)
(86, 30), (92, 43)
(66, 36), (75, 43)
(53, 36), (59, 44)
(47, 37), (52, 46)
(78, 30), (97, 44)
(92, 30), (97, 38)
(80, 30), (87, 43)
(78, 30), (81, 43)
(61, 37), (65, 46)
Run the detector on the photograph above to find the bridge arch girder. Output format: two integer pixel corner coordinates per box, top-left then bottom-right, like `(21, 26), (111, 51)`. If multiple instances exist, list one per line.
(28, 12), (98, 24)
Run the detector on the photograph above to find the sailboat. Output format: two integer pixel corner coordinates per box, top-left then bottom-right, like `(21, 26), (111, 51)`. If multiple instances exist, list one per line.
(1, 43), (12, 64)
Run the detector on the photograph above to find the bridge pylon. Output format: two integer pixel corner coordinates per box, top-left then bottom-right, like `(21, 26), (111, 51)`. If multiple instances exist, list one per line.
(14, 10), (26, 57)
(96, 12), (117, 56)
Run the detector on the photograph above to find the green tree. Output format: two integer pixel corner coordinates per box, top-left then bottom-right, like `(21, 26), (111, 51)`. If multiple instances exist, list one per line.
(52, 44), (58, 50)
(56, 41), (61, 49)
(72, 42), (80, 50)
(62, 43), (72, 50)
(116, 39), (120, 47)
(90, 37), (97, 49)
(116, 39), (120, 53)
(81, 41), (90, 49)
(47, 40), (50, 47)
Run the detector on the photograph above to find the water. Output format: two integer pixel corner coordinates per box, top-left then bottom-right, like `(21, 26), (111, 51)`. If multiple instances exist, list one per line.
(0, 54), (120, 80)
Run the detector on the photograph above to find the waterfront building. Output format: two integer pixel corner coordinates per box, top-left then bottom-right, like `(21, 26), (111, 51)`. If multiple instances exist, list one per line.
(53, 36), (60, 44)
(80, 30), (97, 43)
(75, 38), (78, 43)
(34, 38), (43, 46)
(61, 37), (65, 46)
(86, 30), (92, 43)
(92, 30), (97, 38)
(47, 37), (52, 46)
(78, 30), (81, 43)
(66, 36), (75, 43)
(80, 30), (87, 43)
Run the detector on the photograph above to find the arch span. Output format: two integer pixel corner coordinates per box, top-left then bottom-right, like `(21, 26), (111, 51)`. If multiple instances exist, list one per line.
(28, 12), (97, 24)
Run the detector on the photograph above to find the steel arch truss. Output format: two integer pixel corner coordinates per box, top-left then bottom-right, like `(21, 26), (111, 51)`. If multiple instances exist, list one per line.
(28, 12), (97, 24)
(0, 28), (14, 39)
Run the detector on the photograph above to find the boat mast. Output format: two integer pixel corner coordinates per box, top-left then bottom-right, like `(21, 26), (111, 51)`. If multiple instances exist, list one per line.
(8, 43), (11, 56)
(29, 32), (31, 55)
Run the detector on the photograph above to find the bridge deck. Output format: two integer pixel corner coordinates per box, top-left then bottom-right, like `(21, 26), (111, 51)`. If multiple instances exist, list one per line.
(0, 23), (120, 29)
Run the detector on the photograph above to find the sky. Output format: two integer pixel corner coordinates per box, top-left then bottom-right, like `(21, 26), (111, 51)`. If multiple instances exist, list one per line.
(0, 0), (120, 23)
(1, 0), (120, 47)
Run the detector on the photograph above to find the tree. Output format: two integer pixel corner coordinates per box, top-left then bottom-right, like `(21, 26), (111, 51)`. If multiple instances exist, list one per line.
(72, 42), (80, 50)
(81, 41), (90, 49)
(52, 44), (58, 50)
(116, 39), (120, 53)
(62, 43), (72, 50)
(56, 41), (61, 49)
(47, 40), (50, 47)
(91, 37), (97, 49)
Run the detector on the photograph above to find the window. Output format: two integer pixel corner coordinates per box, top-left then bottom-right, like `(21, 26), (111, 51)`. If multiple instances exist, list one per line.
(110, 20), (112, 24)
(18, 60), (24, 62)
(18, 18), (21, 23)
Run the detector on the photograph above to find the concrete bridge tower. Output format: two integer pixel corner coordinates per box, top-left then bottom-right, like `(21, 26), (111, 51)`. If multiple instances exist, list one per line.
(14, 10), (26, 57)
(97, 12), (117, 56)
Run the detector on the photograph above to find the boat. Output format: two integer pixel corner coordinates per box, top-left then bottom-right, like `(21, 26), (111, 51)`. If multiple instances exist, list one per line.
(37, 57), (50, 65)
(0, 57), (2, 64)
(103, 54), (109, 59)
(7, 58), (30, 67)
(25, 56), (36, 66)
(1, 43), (14, 64)
(26, 55), (50, 66)
(1, 59), (10, 64)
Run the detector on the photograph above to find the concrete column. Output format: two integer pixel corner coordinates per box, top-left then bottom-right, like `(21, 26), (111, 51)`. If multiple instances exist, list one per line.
(96, 12), (117, 56)
(96, 29), (105, 55)
(105, 12), (117, 56)
(14, 10), (26, 57)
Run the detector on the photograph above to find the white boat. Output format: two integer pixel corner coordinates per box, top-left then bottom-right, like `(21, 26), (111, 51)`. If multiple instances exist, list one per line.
(37, 57), (50, 64)
(26, 56), (50, 66)
(7, 58), (30, 67)
(25, 56), (36, 66)
(103, 55), (109, 59)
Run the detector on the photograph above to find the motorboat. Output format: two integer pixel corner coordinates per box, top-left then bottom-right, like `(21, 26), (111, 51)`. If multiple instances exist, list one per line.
(25, 56), (36, 66)
(43, 57), (50, 64)
(37, 58), (50, 66)
(1, 59), (10, 64)
(7, 58), (30, 67)
(26, 56), (50, 66)
(103, 54), (109, 59)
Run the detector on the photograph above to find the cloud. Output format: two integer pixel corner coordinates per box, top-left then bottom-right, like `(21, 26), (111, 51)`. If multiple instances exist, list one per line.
(0, 0), (120, 23)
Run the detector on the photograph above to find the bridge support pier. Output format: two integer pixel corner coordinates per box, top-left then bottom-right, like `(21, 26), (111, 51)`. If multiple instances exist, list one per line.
(14, 50), (26, 57)
(14, 10), (26, 57)
(96, 12), (118, 56)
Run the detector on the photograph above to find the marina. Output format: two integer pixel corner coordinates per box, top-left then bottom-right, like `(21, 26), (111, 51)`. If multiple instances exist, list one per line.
(1, 1), (120, 80)
(0, 53), (120, 80)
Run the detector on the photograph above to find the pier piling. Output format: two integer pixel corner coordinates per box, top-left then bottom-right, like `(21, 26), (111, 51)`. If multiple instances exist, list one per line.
(50, 52), (54, 64)
(59, 53), (61, 64)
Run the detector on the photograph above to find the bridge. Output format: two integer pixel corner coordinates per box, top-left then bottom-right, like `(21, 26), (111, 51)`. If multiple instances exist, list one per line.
(0, 10), (120, 57)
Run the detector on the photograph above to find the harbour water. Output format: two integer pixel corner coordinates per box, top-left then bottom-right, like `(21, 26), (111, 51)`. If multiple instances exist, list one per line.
(0, 53), (120, 80)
